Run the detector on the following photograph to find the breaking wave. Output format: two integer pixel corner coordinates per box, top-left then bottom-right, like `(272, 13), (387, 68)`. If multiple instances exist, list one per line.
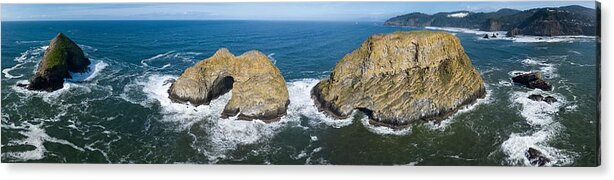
(501, 88), (573, 166)
(425, 26), (595, 43)
(140, 51), (202, 69)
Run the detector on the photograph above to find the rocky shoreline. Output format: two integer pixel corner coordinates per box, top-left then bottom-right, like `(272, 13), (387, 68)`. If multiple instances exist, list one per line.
(385, 5), (597, 37)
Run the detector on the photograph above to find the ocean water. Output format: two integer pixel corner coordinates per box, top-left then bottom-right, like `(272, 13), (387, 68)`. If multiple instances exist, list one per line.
(1, 21), (598, 166)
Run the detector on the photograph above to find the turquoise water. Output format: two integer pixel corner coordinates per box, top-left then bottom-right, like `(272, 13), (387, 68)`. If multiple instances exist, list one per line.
(1, 21), (598, 166)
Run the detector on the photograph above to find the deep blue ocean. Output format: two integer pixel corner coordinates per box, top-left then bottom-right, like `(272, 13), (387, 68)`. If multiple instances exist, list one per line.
(1, 21), (598, 166)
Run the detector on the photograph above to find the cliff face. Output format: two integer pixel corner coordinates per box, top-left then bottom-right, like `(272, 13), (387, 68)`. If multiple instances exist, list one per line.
(311, 31), (486, 127)
(168, 48), (290, 122)
(385, 5), (597, 36)
(507, 7), (597, 36)
(27, 33), (91, 91)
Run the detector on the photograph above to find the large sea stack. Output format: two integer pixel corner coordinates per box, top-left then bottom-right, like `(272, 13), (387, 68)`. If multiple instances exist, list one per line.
(27, 33), (91, 91)
(311, 31), (486, 127)
(168, 48), (289, 122)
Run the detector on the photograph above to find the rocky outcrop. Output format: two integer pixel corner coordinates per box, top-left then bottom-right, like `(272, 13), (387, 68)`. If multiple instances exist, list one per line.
(528, 94), (557, 104)
(26, 33), (91, 91)
(481, 18), (503, 31)
(506, 28), (521, 37)
(311, 31), (486, 127)
(168, 48), (289, 122)
(526, 147), (551, 166)
(512, 72), (552, 91)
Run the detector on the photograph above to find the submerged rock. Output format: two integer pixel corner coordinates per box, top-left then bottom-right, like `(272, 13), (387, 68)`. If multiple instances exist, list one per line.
(526, 147), (551, 166)
(168, 48), (289, 122)
(544, 96), (557, 103)
(311, 31), (486, 127)
(27, 33), (91, 91)
(528, 94), (557, 104)
(512, 72), (552, 91)
(528, 94), (544, 101)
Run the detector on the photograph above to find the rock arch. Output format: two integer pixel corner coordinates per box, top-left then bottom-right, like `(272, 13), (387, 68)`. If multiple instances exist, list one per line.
(168, 48), (289, 122)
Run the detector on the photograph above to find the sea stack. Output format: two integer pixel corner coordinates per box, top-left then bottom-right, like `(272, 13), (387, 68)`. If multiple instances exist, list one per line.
(27, 33), (91, 91)
(168, 48), (289, 122)
(511, 72), (552, 91)
(311, 31), (486, 128)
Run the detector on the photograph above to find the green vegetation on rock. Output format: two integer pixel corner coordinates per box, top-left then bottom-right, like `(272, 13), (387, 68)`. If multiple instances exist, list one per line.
(26, 33), (91, 91)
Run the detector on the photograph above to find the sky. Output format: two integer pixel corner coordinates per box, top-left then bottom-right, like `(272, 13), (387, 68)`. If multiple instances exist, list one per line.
(1, 1), (597, 22)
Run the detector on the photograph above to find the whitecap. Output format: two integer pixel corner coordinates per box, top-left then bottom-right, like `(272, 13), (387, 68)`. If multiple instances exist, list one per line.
(520, 58), (558, 79)
(509, 89), (565, 126)
(501, 88), (572, 166)
(140, 51), (202, 69)
(510, 35), (595, 43)
(267, 53), (277, 64)
(427, 85), (494, 130)
(2, 63), (25, 79)
(66, 60), (109, 82)
(360, 117), (412, 136)
(500, 126), (573, 166)
(141, 51), (175, 67)
(425, 26), (506, 37)
(11, 80), (89, 104)
(498, 80), (512, 87)
(283, 79), (353, 128)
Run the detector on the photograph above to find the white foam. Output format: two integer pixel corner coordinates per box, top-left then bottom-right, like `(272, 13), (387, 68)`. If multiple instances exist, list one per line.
(267, 53), (277, 64)
(510, 89), (565, 126)
(2, 46), (48, 79)
(283, 79), (354, 128)
(520, 58), (558, 79)
(141, 51), (174, 67)
(501, 88), (572, 166)
(501, 127), (573, 166)
(510, 35), (595, 43)
(360, 117), (412, 136)
(11, 80), (88, 104)
(134, 76), (358, 161)
(498, 80), (512, 87)
(424, 26), (595, 43)
(15, 40), (47, 44)
(2, 63), (25, 79)
(427, 85), (494, 130)
(140, 51), (202, 69)
(138, 74), (224, 128)
(66, 60), (109, 82)
(1, 121), (84, 161)
(137, 74), (293, 162)
(196, 119), (283, 162)
(426, 26), (505, 36)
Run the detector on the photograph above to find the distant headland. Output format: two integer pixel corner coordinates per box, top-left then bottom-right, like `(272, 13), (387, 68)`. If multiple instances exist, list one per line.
(384, 5), (597, 37)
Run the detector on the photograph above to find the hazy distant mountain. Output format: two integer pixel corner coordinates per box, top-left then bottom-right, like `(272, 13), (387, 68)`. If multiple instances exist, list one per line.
(384, 5), (597, 36)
